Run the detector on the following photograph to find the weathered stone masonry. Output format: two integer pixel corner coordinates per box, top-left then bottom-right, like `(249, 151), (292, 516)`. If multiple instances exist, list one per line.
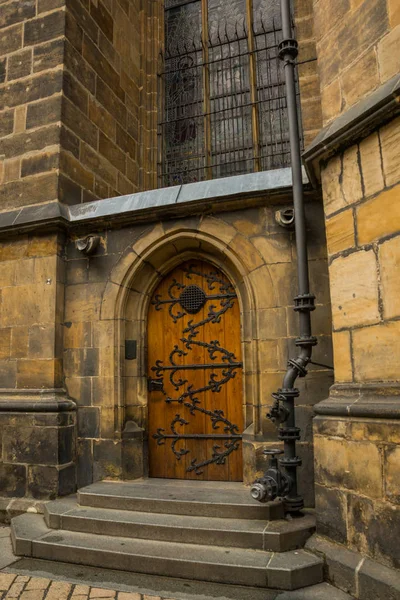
(1, 0), (399, 593)
(0, 0), (162, 210)
(62, 196), (331, 500)
(303, 0), (400, 591)
(0, 232), (76, 509)
(0, 0), (329, 516)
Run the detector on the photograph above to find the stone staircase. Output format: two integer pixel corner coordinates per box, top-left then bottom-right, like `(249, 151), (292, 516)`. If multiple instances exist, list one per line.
(11, 479), (323, 591)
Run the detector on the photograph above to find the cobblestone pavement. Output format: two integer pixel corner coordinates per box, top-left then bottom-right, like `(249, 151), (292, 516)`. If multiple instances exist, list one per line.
(0, 573), (167, 600)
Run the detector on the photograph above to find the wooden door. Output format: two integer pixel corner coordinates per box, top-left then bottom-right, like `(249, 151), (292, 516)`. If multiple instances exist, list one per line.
(147, 260), (243, 481)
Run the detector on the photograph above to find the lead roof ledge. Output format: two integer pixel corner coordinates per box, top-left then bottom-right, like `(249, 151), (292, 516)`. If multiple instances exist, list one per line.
(0, 167), (311, 234)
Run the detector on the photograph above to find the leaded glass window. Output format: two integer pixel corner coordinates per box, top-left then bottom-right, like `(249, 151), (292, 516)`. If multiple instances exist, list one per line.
(158, 0), (302, 187)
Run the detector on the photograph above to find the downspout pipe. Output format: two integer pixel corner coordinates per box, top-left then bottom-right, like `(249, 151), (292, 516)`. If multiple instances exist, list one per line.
(250, 0), (317, 513)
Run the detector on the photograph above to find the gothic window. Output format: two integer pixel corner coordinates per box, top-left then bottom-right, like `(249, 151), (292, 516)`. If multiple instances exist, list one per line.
(158, 0), (302, 187)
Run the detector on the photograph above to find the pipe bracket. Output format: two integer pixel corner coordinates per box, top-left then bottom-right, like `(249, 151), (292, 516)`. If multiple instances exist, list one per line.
(294, 293), (316, 312)
(278, 38), (299, 60)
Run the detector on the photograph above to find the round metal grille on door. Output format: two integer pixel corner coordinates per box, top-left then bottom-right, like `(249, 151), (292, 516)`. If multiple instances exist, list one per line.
(178, 284), (206, 314)
(147, 261), (243, 481)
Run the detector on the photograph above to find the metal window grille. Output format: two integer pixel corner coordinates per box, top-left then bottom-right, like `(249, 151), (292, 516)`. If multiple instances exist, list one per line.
(157, 0), (303, 187)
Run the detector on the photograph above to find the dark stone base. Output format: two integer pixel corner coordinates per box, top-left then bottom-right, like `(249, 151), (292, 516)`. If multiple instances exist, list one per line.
(0, 389), (76, 516)
(77, 421), (146, 487)
(122, 421), (147, 480)
(306, 534), (400, 600)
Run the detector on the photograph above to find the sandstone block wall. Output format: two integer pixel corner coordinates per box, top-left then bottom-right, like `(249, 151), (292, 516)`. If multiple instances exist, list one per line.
(322, 117), (400, 383)
(0, 234), (64, 389)
(314, 0), (400, 125)
(0, 410), (76, 507)
(294, 0), (323, 147)
(60, 0), (161, 202)
(0, 2), (64, 210)
(0, 233), (76, 506)
(312, 0), (400, 572)
(0, 0), (161, 212)
(315, 119), (400, 568)
(314, 415), (400, 570)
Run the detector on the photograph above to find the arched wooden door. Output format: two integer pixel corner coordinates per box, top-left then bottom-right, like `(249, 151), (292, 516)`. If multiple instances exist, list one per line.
(147, 260), (243, 481)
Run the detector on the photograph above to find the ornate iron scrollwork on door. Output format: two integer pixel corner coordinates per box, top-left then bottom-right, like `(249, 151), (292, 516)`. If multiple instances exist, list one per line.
(150, 264), (243, 475)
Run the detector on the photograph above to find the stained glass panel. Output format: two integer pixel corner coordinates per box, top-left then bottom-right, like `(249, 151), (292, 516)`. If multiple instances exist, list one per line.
(158, 0), (302, 187)
(162, 2), (204, 185)
(253, 0), (281, 32)
(208, 0), (252, 177)
(208, 0), (246, 42)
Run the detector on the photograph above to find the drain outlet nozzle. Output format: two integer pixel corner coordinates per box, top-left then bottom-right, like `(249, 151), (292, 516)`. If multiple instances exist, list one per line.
(250, 449), (291, 503)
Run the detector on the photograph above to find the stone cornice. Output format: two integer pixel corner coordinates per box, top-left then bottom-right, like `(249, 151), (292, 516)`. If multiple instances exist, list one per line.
(0, 389), (76, 412)
(303, 74), (400, 185)
(314, 383), (400, 419)
(0, 168), (316, 236)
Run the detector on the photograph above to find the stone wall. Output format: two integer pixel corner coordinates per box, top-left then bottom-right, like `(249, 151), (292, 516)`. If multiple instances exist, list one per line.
(314, 413), (400, 571)
(0, 233), (63, 391)
(323, 118), (400, 385)
(0, 0), (162, 212)
(61, 0), (161, 202)
(307, 0), (400, 577)
(314, 0), (400, 125)
(0, 1), (65, 210)
(0, 233), (76, 510)
(294, 0), (323, 147)
(313, 118), (400, 570)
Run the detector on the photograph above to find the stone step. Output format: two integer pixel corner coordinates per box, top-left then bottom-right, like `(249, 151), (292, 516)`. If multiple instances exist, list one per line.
(44, 498), (315, 552)
(11, 514), (323, 590)
(77, 480), (284, 520)
(6, 557), (357, 600)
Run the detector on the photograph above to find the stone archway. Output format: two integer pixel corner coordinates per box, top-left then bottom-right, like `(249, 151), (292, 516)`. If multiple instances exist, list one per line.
(100, 223), (275, 482)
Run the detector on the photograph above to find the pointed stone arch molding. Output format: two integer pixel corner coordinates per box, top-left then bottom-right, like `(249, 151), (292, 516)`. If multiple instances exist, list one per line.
(98, 223), (279, 482)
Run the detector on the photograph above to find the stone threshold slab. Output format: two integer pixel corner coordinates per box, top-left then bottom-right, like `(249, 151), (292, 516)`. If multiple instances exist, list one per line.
(77, 480), (284, 520)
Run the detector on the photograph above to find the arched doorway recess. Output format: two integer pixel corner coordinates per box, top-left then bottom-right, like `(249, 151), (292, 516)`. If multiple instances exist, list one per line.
(102, 226), (268, 484)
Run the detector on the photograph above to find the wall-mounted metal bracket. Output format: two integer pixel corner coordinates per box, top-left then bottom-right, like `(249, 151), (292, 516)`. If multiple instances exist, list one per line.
(275, 207), (295, 229)
(75, 235), (100, 255)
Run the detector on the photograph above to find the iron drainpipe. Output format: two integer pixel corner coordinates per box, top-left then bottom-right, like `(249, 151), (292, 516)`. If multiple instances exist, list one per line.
(251, 0), (317, 513)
